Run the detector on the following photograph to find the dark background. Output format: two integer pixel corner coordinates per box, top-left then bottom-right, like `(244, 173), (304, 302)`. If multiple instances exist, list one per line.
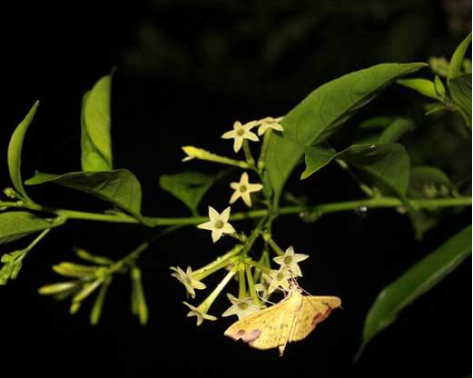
(0, 1), (471, 377)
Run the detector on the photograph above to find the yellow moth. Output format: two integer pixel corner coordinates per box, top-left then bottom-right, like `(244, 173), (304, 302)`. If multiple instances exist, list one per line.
(224, 287), (341, 356)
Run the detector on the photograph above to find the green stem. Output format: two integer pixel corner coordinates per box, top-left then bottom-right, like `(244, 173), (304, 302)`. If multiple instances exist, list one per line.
(193, 245), (242, 279)
(263, 234), (285, 256)
(247, 259), (271, 274)
(238, 263), (246, 299)
(242, 140), (255, 167)
(199, 268), (237, 313)
(245, 264), (261, 307)
(257, 129), (272, 171)
(26, 228), (51, 252)
(1, 196), (471, 226)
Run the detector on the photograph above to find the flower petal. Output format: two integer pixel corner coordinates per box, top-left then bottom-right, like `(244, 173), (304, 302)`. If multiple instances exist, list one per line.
(211, 229), (224, 243)
(208, 206), (219, 221)
(220, 207), (231, 222)
(234, 137), (243, 152)
(242, 192), (252, 207)
(222, 222), (236, 234)
(221, 130), (236, 139)
(244, 131), (259, 142)
(229, 191), (241, 204)
(197, 221), (214, 231)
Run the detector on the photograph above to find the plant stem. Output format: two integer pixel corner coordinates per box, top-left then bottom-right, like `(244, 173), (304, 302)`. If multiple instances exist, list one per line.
(1, 196), (471, 226)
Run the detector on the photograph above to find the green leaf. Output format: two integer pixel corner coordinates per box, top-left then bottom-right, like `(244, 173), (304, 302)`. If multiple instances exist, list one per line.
(448, 32), (472, 80)
(396, 78), (440, 100)
(303, 143), (410, 198)
(449, 74), (472, 128)
(0, 211), (62, 245)
(81, 75), (113, 171)
(159, 171), (216, 215)
(25, 169), (142, 218)
(407, 166), (454, 199)
(377, 118), (414, 144)
(407, 166), (455, 241)
(265, 63), (426, 206)
(7, 101), (39, 202)
(356, 225), (472, 360)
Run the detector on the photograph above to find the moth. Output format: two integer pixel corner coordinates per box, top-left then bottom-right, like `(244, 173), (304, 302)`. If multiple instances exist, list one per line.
(224, 286), (341, 356)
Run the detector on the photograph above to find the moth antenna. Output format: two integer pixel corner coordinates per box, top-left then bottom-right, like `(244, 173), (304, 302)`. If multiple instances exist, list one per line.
(256, 290), (276, 306)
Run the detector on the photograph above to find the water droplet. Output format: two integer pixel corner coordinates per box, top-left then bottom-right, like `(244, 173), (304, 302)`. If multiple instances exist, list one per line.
(299, 211), (321, 222)
(355, 206), (368, 217)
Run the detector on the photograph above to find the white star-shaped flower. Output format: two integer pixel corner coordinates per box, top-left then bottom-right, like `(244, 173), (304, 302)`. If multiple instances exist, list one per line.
(267, 267), (292, 294)
(257, 116), (283, 136)
(229, 172), (263, 207)
(221, 121), (259, 153)
(273, 246), (309, 277)
(197, 206), (236, 243)
(183, 302), (217, 326)
(170, 266), (206, 298)
(221, 293), (260, 320)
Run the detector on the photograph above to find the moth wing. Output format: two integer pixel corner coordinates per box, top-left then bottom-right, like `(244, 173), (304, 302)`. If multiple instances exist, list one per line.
(224, 296), (296, 351)
(289, 295), (341, 343)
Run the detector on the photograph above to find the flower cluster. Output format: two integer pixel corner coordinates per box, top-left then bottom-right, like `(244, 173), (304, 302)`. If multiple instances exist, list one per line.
(171, 115), (311, 326)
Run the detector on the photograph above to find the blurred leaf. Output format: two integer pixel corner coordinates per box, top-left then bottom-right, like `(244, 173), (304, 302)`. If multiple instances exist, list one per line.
(25, 170), (143, 218)
(81, 74), (113, 171)
(7, 101), (39, 202)
(448, 32), (472, 80)
(360, 116), (399, 130)
(377, 118), (414, 144)
(90, 277), (112, 325)
(356, 225), (472, 360)
(407, 166), (456, 240)
(131, 267), (148, 325)
(159, 171), (215, 215)
(0, 211), (61, 245)
(265, 134), (304, 206)
(434, 75), (446, 98)
(396, 78), (440, 100)
(303, 144), (410, 198)
(265, 63), (426, 206)
(408, 166), (454, 199)
(449, 74), (472, 128)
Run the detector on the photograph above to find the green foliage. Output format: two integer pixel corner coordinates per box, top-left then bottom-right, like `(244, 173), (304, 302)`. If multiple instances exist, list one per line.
(25, 170), (143, 219)
(159, 171), (216, 215)
(407, 166), (457, 241)
(0, 211), (62, 245)
(81, 74), (113, 171)
(449, 74), (472, 127)
(396, 78), (440, 100)
(265, 63), (426, 205)
(448, 32), (472, 81)
(7, 101), (39, 203)
(0, 250), (26, 285)
(356, 225), (472, 360)
(304, 144), (410, 198)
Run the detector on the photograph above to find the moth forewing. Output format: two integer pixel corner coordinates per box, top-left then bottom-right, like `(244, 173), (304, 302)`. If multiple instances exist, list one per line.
(224, 288), (341, 356)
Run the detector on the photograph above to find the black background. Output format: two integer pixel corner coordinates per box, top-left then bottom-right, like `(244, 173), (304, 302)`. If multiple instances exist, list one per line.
(0, 1), (471, 377)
